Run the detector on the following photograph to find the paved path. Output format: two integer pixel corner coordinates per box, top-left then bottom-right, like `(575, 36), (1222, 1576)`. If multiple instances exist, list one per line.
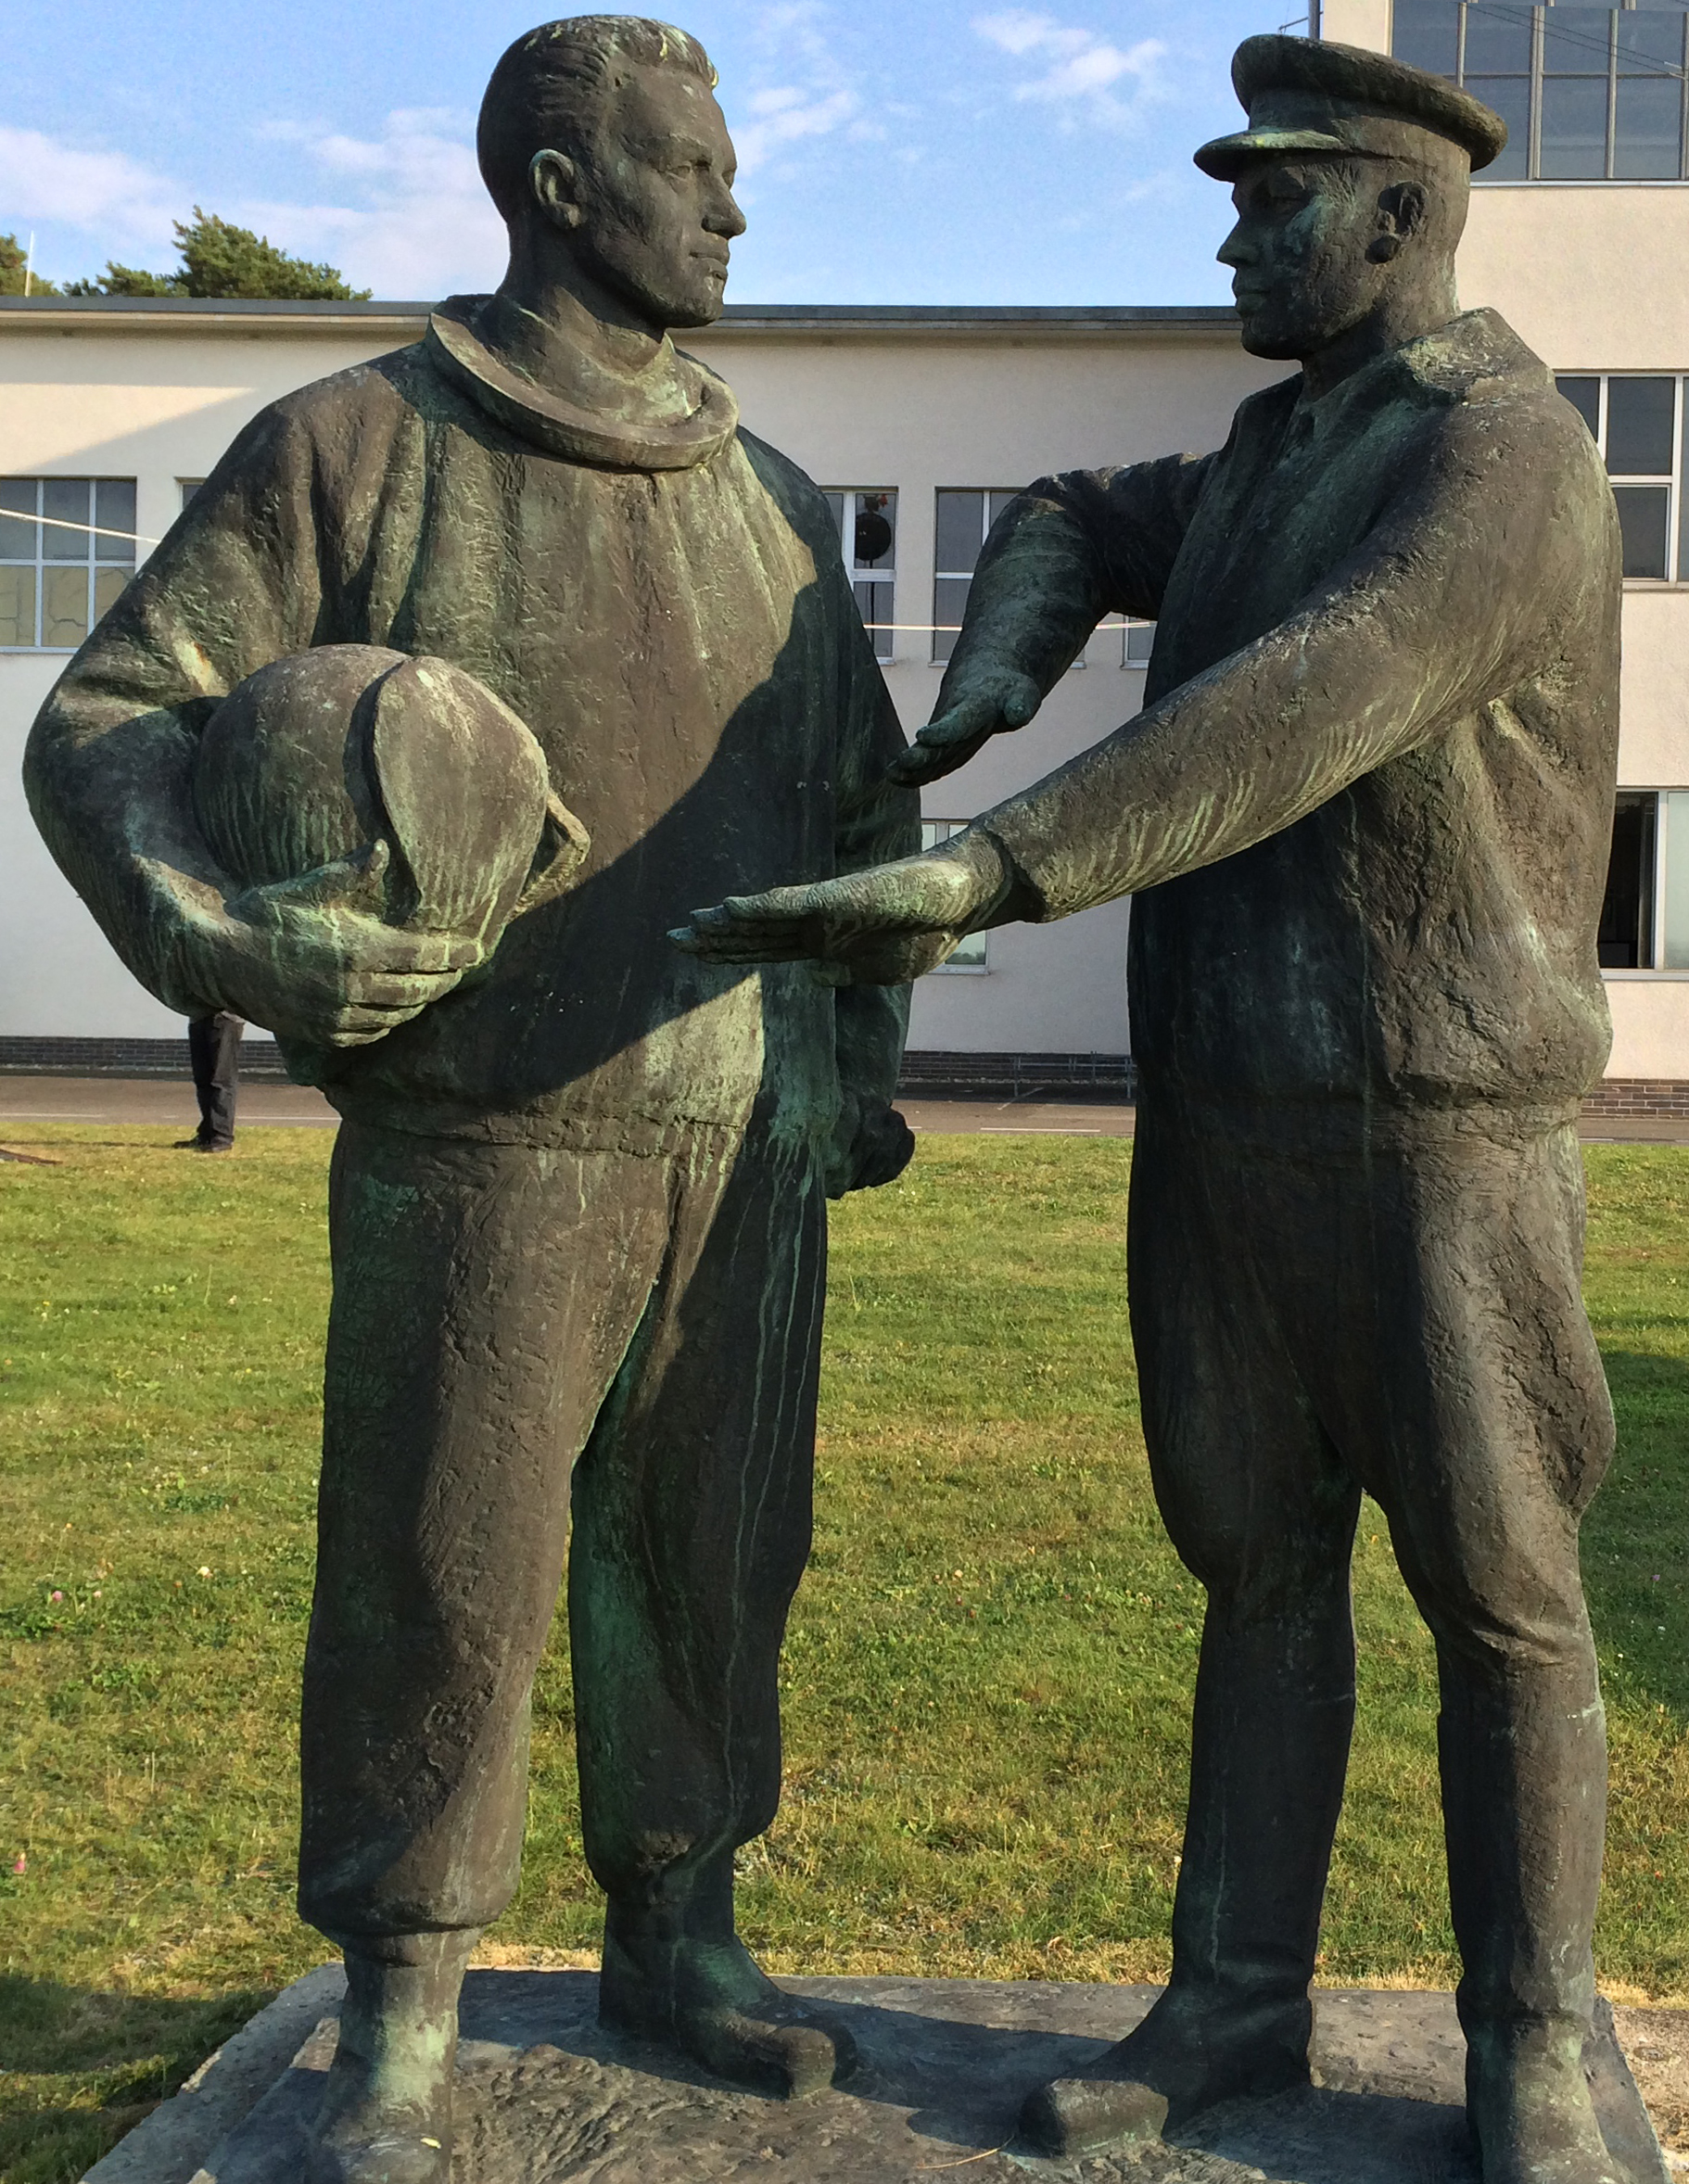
(1, 1076), (1687, 1145)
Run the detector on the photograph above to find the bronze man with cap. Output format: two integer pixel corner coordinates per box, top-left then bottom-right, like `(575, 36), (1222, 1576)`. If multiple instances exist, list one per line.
(678, 35), (1631, 2184)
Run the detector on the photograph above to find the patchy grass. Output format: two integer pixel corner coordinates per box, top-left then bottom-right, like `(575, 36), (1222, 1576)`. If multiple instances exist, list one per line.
(1, 1126), (1686, 2178)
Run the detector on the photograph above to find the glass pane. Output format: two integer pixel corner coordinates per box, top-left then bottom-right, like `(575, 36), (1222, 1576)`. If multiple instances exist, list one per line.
(933, 576), (971, 664)
(0, 565), (35, 645)
(1606, 376), (1676, 475)
(93, 565), (131, 622)
(1556, 375), (1602, 438)
(179, 477), (206, 510)
(988, 489), (1020, 529)
(1466, 77), (1532, 175)
(946, 931), (988, 969)
(855, 578), (894, 660)
(1392, 0), (1461, 73)
(94, 479), (136, 560)
(1600, 793), (1656, 967)
(1664, 793), (1689, 968)
(43, 477), (92, 561)
(1125, 620), (1156, 664)
(934, 490), (984, 577)
(1540, 7), (1614, 74)
(1465, 3), (1534, 74)
(42, 564), (90, 646)
(1614, 75), (1683, 176)
(0, 478), (35, 560)
(1539, 73), (1611, 176)
(1618, 10), (1685, 71)
(853, 491), (895, 571)
(1615, 486), (1670, 578)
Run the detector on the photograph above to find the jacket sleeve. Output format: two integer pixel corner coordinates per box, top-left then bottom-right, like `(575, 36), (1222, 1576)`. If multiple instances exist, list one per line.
(21, 400), (326, 1012)
(827, 558), (921, 1194)
(972, 401), (1614, 920)
(935, 450), (1217, 703)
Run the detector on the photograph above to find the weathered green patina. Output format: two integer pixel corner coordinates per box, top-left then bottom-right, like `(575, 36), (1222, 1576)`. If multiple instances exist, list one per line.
(679, 36), (1642, 2184)
(24, 17), (915, 2182)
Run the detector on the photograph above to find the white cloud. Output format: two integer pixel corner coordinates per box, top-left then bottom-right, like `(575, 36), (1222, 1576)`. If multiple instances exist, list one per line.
(720, 2), (875, 184)
(731, 83), (860, 172)
(971, 11), (1166, 125)
(0, 126), (178, 256)
(231, 109), (504, 298)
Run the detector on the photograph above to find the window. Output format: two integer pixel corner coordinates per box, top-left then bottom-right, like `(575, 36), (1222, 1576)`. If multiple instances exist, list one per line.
(933, 489), (1020, 663)
(1599, 789), (1689, 965)
(1391, 1), (1689, 183)
(921, 819), (987, 969)
(1124, 619), (1156, 668)
(0, 477), (135, 650)
(823, 489), (896, 661)
(179, 478), (206, 510)
(1556, 373), (1685, 577)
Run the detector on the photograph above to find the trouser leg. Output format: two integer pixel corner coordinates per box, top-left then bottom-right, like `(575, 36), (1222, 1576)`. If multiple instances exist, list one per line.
(1308, 1124), (1613, 2053)
(298, 1124), (673, 1941)
(569, 1130), (828, 1915)
(1130, 1098), (1361, 2033)
(189, 1011), (242, 1146)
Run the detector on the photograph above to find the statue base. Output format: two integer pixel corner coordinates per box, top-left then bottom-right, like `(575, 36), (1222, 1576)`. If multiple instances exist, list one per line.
(84, 1970), (1671, 2184)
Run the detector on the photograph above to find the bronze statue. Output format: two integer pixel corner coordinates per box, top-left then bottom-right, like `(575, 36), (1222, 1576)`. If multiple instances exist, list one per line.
(25, 17), (916, 2180)
(679, 37), (1629, 2184)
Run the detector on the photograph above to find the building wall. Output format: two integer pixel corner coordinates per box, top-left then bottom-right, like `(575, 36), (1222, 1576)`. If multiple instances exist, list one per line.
(0, 310), (1279, 1058)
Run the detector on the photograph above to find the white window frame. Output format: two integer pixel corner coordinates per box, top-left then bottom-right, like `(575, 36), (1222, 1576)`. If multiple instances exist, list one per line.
(921, 820), (988, 971)
(1600, 786), (1689, 975)
(823, 489), (897, 663)
(0, 476), (137, 652)
(1556, 373), (1686, 583)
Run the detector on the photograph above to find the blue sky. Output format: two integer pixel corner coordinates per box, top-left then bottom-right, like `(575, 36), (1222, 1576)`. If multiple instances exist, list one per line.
(6, 1), (1304, 306)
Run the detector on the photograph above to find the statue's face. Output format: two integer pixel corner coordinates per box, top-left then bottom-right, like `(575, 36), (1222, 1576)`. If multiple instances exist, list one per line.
(571, 66), (745, 329)
(1217, 157), (1396, 361)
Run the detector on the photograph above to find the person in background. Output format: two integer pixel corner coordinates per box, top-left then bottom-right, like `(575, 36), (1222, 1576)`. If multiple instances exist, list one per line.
(179, 1009), (242, 1152)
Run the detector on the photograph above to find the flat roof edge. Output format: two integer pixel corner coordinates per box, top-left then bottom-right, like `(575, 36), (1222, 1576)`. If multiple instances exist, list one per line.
(0, 296), (1241, 341)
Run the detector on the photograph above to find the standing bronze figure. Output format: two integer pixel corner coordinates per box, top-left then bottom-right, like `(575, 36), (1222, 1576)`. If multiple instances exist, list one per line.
(25, 17), (915, 2180)
(679, 38), (1628, 2184)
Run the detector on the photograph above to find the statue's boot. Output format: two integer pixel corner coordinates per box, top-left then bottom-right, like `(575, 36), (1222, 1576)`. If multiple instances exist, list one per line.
(306, 1931), (475, 2184)
(1466, 2020), (1620, 2184)
(599, 1860), (857, 2099)
(1020, 1983), (1312, 2156)
(1021, 1609), (1355, 2158)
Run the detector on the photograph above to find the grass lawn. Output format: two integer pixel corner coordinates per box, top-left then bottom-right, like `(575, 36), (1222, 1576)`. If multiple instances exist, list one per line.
(2, 1124), (1687, 2181)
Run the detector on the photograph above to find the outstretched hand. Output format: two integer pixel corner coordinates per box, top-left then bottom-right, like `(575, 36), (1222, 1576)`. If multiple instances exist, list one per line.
(886, 662), (1042, 788)
(670, 837), (1012, 987)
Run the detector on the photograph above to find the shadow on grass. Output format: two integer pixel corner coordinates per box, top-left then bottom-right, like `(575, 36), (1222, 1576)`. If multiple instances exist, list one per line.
(0, 1976), (270, 2184)
(1585, 1350), (1689, 1720)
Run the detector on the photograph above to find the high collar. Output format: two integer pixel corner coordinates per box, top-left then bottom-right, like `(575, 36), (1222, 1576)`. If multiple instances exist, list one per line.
(1286, 307), (1544, 433)
(424, 294), (740, 472)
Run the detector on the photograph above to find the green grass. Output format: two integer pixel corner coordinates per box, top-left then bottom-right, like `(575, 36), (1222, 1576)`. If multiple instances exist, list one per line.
(2, 1124), (1687, 2179)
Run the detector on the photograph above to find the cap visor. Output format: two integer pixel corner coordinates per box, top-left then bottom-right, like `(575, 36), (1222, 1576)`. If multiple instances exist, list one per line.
(1193, 126), (1355, 180)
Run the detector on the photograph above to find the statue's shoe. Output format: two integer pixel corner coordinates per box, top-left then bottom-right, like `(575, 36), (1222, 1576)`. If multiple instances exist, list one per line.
(600, 1932), (857, 2100)
(1467, 2025), (1623, 2184)
(1018, 1991), (1311, 2158)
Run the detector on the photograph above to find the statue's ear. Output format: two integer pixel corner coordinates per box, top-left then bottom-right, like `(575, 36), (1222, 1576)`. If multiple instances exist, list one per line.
(1370, 180), (1429, 262)
(530, 148), (585, 232)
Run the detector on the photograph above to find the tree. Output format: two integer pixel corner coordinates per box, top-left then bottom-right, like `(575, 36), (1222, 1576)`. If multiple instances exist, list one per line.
(0, 233), (58, 297)
(61, 210), (370, 301)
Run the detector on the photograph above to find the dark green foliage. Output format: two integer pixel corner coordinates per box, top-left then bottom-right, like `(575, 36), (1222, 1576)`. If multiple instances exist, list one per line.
(0, 235), (57, 299)
(57, 210), (370, 302)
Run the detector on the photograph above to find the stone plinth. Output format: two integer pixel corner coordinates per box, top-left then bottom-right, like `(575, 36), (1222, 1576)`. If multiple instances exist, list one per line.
(84, 1972), (1670, 2184)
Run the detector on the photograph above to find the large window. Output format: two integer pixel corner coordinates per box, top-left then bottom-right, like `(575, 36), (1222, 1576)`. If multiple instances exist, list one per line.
(823, 489), (896, 662)
(1599, 789), (1689, 965)
(933, 489), (1019, 663)
(0, 477), (135, 650)
(921, 819), (987, 969)
(1556, 373), (1686, 577)
(1391, 2), (1689, 183)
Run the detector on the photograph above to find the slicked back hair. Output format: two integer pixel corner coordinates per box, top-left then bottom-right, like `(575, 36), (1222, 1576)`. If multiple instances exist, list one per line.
(477, 17), (719, 226)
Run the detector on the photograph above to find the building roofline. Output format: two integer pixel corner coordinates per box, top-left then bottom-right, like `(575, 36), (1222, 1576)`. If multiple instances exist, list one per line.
(0, 295), (1243, 344)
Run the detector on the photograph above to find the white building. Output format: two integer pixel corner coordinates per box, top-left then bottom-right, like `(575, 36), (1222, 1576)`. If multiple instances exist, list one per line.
(2, 0), (1686, 1102)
